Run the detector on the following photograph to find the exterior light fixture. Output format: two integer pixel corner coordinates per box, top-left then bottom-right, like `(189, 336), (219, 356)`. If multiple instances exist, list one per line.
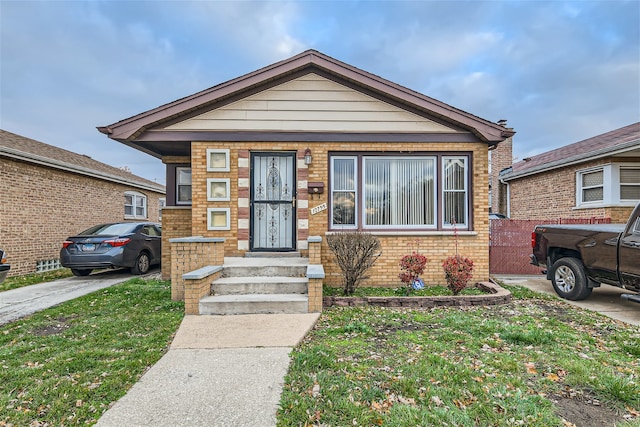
(304, 148), (312, 165)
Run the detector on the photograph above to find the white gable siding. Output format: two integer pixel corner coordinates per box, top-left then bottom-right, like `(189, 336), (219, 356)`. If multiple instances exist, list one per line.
(165, 74), (459, 133)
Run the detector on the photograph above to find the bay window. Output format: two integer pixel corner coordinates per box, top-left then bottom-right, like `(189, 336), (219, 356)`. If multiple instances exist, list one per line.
(330, 153), (470, 230)
(576, 164), (640, 207)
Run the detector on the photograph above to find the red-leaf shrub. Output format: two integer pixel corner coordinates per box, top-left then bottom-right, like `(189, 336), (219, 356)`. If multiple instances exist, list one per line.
(442, 254), (474, 295)
(398, 251), (428, 294)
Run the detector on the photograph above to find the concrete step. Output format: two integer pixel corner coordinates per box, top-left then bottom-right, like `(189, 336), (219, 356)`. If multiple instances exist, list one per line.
(244, 251), (301, 258)
(212, 276), (308, 295)
(222, 264), (307, 278)
(199, 294), (309, 315)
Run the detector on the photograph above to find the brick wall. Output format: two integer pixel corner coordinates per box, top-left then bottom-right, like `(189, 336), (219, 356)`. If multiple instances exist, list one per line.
(160, 207), (192, 280)
(0, 157), (164, 276)
(489, 136), (513, 215)
(176, 140), (491, 285)
(508, 158), (636, 221)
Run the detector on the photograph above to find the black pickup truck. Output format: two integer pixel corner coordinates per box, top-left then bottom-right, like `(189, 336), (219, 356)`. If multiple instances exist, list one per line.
(531, 203), (640, 302)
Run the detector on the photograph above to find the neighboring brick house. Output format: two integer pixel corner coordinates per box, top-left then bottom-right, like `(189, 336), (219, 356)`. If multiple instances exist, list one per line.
(98, 50), (514, 290)
(495, 122), (640, 222)
(0, 129), (166, 276)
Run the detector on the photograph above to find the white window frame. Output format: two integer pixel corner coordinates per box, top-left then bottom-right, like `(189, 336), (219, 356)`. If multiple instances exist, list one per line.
(124, 191), (147, 219)
(442, 156), (469, 228)
(207, 149), (230, 172)
(207, 178), (230, 201)
(330, 156), (358, 229)
(576, 163), (640, 208)
(207, 208), (231, 230)
(176, 167), (192, 205)
(329, 153), (470, 230)
(619, 165), (640, 202)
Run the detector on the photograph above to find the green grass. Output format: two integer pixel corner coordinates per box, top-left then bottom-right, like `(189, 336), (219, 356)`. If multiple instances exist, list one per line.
(0, 269), (74, 292)
(0, 277), (184, 426)
(323, 284), (486, 297)
(279, 298), (640, 426)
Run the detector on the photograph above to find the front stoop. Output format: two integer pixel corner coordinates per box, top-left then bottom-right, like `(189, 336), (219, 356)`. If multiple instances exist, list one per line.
(199, 257), (309, 315)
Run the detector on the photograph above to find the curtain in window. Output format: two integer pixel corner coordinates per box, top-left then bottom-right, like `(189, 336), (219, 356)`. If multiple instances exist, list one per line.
(620, 168), (640, 200)
(582, 170), (604, 202)
(443, 158), (467, 225)
(364, 158), (435, 226)
(332, 158), (356, 226)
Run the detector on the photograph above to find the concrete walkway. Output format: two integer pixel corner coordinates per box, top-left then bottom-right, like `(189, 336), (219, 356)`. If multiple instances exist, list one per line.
(94, 313), (320, 427)
(493, 274), (640, 326)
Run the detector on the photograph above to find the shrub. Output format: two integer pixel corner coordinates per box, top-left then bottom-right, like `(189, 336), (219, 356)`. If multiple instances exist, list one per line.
(398, 251), (428, 295)
(443, 254), (474, 295)
(326, 232), (381, 296)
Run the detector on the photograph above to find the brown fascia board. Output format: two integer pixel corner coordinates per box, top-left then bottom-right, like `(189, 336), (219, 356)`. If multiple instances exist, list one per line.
(99, 50), (513, 143)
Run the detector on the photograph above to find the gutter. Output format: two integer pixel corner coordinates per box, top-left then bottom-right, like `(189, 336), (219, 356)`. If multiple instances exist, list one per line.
(0, 146), (165, 194)
(501, 140), (640, 182)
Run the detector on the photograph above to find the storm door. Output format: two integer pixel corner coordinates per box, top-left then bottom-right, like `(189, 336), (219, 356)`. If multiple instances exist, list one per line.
(250, 153), (296, 251)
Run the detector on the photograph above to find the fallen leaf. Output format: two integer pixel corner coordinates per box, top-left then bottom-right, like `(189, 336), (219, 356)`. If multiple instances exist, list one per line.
(524, 362), (537, 375)
(431, 395), (444, 406)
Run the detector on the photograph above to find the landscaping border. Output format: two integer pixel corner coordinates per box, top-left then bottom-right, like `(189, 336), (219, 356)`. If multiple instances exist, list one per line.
(322, 281), (511, 308)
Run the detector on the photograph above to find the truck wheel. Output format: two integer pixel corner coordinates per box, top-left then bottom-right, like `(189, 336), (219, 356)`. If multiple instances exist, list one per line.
(550, 257), (592, 301)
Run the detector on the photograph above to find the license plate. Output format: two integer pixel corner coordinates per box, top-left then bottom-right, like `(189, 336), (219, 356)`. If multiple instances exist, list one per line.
(82, 244), (96, 252)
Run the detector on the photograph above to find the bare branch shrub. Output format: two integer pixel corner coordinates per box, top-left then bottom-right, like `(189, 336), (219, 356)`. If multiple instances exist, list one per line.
(326, 232), (381, 295)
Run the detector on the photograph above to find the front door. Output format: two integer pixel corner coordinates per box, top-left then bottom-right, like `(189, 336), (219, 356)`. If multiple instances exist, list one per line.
(250, 152), (296, 251)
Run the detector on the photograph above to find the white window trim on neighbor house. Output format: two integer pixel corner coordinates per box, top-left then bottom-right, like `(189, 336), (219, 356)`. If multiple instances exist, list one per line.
(124, 191), (147, 219)
(576, 163), (640, 208)
(330, 153), (470, 231)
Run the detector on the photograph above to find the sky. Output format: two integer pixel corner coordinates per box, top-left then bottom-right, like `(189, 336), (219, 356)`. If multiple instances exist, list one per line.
(1, 0), (639, 185)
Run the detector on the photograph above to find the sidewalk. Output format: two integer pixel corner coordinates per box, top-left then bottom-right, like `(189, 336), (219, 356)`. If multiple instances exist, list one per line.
(493, 274), (640, 326)
(94, 313), (320, 427)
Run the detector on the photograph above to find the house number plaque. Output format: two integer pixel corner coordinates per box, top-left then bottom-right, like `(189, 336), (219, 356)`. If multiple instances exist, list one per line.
(311, 203), (327, 215)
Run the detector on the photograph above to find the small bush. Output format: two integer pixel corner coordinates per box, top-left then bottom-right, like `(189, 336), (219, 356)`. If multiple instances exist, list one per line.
(443, 254), (474, 295)
(398, 251), (428, 295)
(326, 232), (381, 296)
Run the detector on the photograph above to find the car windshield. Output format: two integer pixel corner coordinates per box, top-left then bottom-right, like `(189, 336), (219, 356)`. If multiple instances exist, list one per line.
(79, 223), (138, 236)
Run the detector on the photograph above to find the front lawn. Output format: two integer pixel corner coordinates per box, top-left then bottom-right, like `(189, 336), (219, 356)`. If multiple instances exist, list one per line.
(279, 285), (640, 426)
(0, 277), (184, 426)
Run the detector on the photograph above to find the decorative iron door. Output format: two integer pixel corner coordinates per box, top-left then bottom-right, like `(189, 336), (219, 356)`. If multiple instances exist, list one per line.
(250, 153), (296, 251)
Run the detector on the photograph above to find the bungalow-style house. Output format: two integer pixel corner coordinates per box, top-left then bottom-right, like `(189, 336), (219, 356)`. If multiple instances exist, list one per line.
(496, 122), (640, 222)
(0, 129), (165, 276)
(98, 50), (514, 313)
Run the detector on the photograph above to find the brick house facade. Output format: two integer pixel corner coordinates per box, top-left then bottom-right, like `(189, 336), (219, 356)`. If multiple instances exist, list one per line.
(496, 123), (640, 222)
(99, 50), (514, 289)
(0, 130), (165, 276)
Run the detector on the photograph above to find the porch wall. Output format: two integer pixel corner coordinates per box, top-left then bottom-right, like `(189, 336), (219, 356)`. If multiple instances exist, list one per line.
(160, 207), (192, 280)
(185, 140), (490, 286)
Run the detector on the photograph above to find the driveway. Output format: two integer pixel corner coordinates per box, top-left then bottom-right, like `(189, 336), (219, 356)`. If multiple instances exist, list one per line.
(493, 274), (640, 326)
(0, 268), (159, 326)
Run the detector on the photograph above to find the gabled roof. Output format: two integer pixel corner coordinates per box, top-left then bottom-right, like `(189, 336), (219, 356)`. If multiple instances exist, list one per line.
(98, 50), (514, 157)
(0, 129), (165, 193)
(501, 122), (640, 181)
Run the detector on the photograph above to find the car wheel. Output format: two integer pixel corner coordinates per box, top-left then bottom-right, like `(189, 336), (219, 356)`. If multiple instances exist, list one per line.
(131, 252), (150, 275)
(71, 269), (92, 277)
(550, 257), (592, 300)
